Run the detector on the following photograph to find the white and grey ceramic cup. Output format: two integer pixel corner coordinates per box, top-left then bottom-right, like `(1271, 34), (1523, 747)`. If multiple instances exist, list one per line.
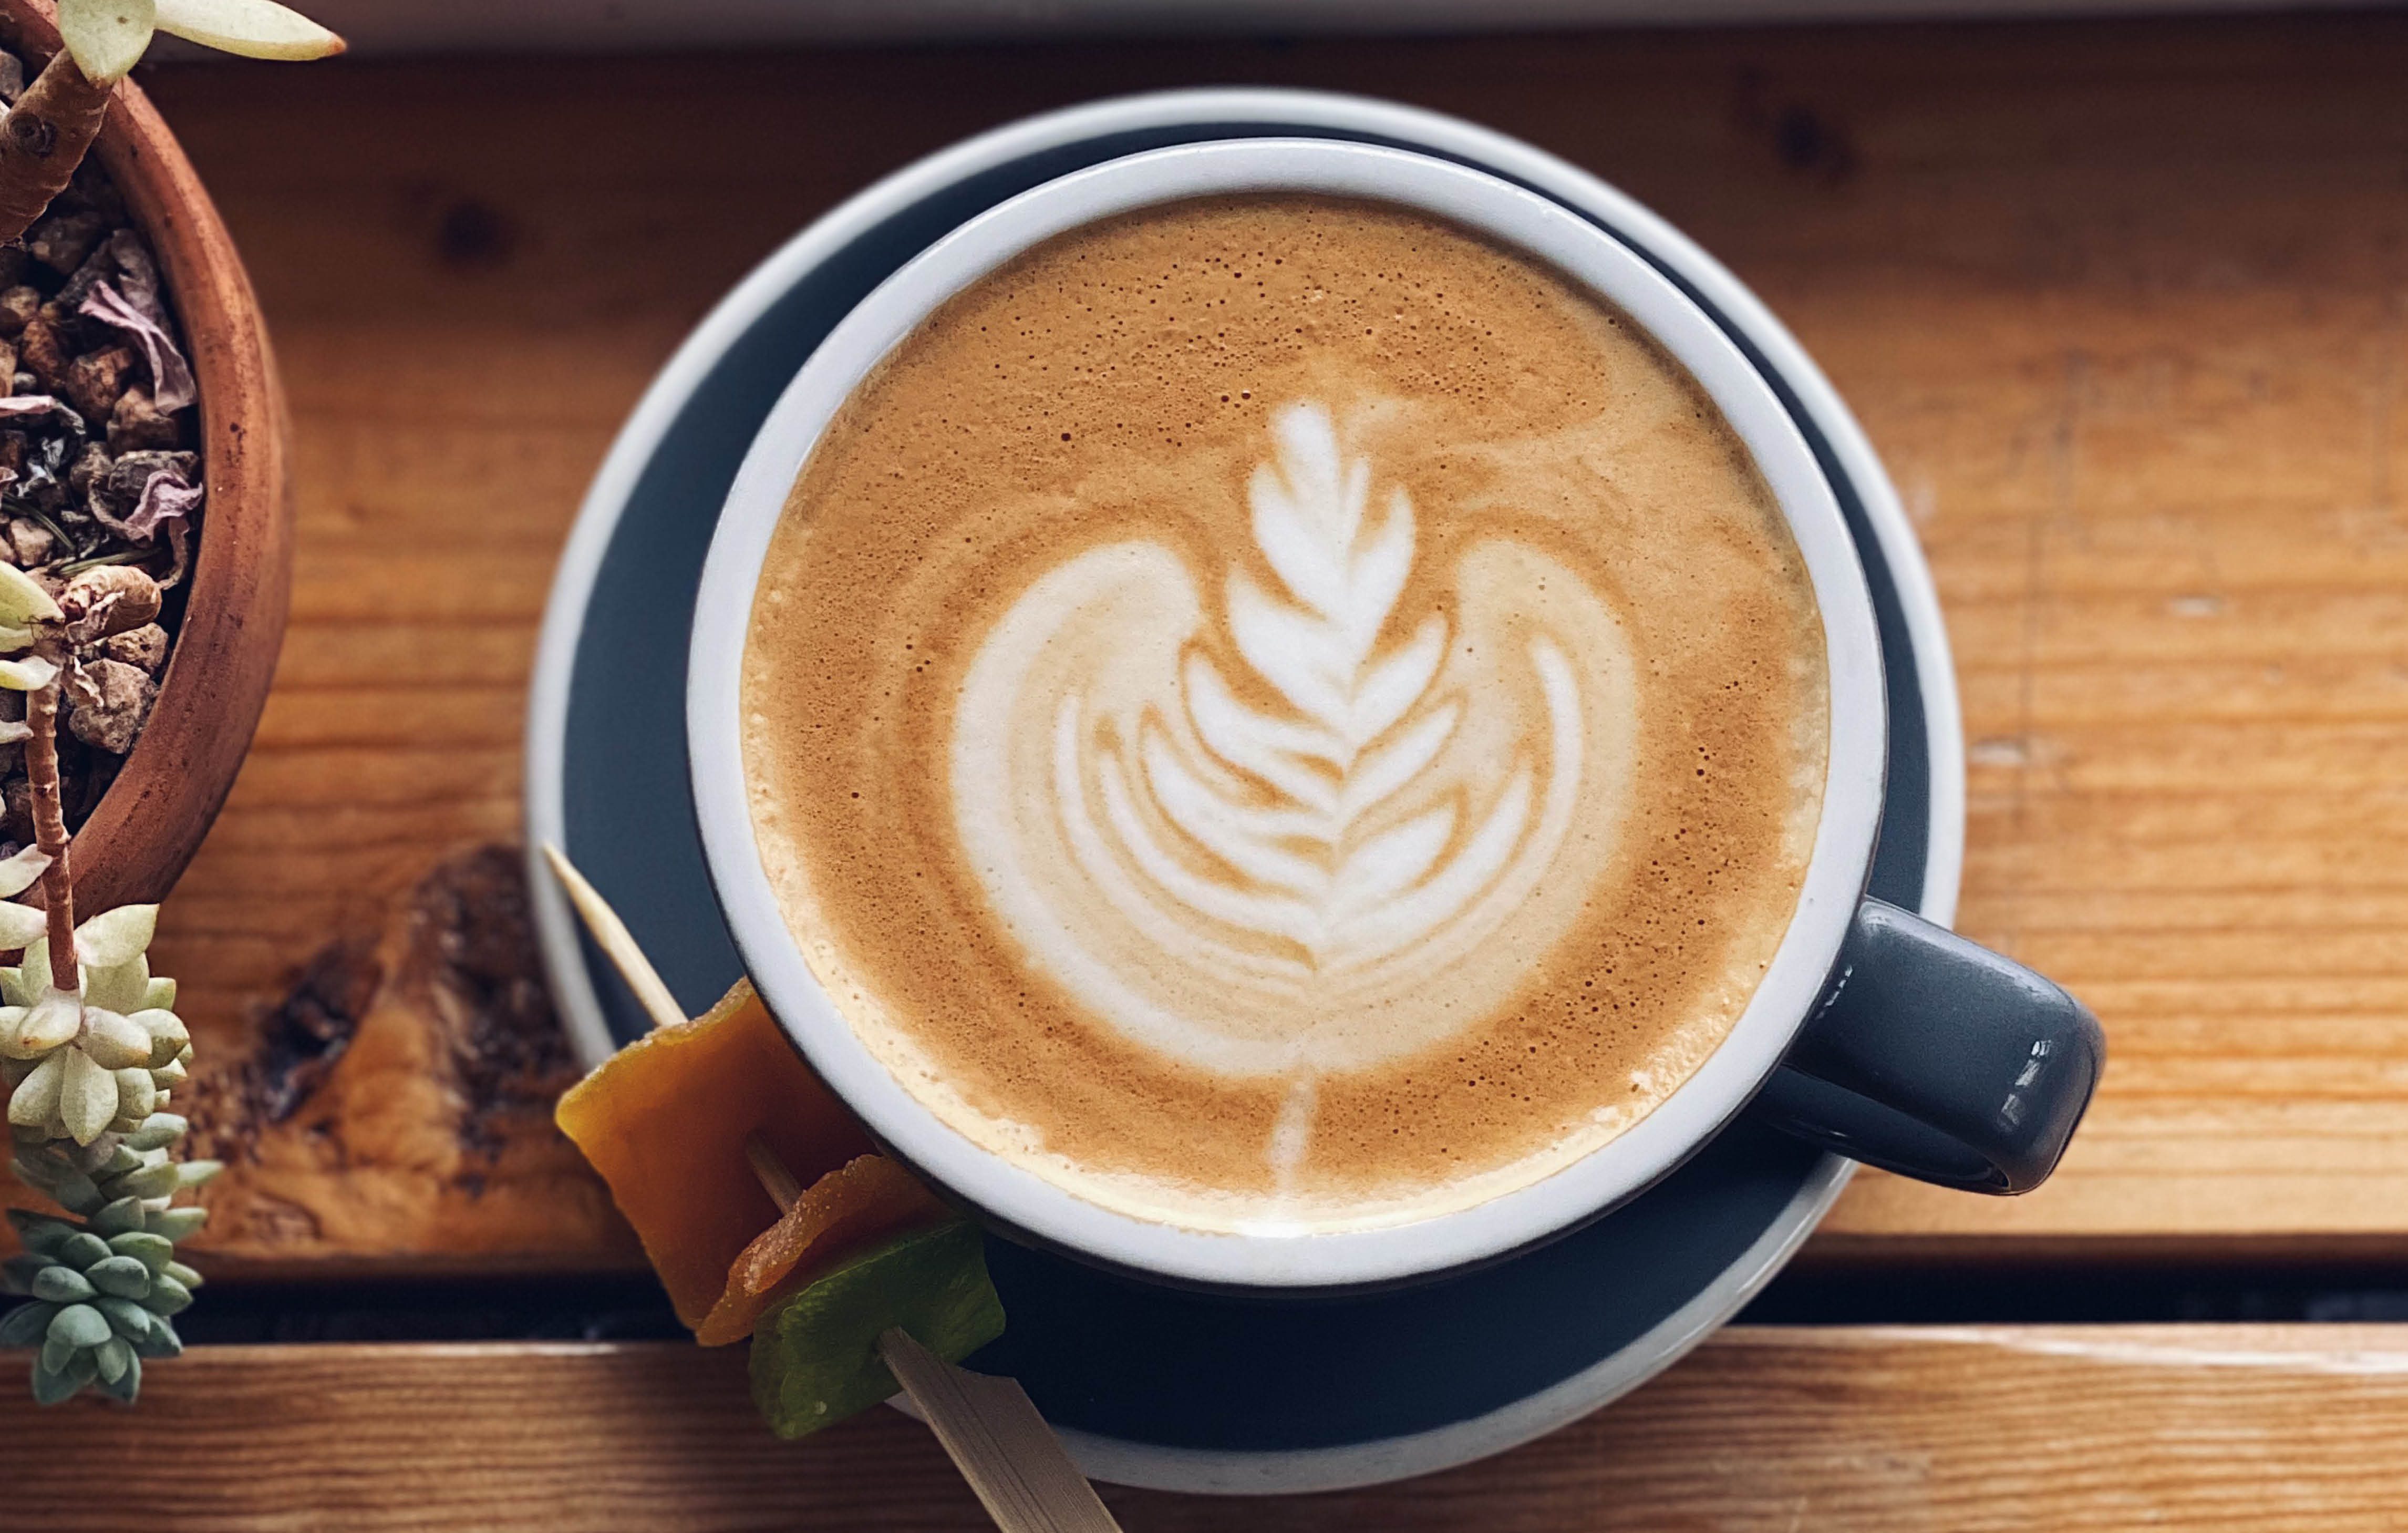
(687, 138), (2102, 1292)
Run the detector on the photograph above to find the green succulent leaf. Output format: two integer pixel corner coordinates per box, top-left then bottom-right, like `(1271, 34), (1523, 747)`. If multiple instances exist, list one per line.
(28, 1266), (94, 1304)
(87, 956), (151, 1017)
(107, 1232), (173, 1273)
(0, 904), (45, 953)
(8, 1211), (76, 1256)
(55, 1233), (110, 1271)
(0, 655), (58, 693)
(91, 1196), (148, 1238)
(47, 1302), (110, 1350)
(0, 1253), (50, 1293)
(0, 564), (62, 628)
(95, 1295), (153, 1342)
(0, 848), (47, 904)
(0, 960), (36, 1009)
(30, 1354), (85, 1405)
(95, 1347), (138, 1401)
(22, 992), (84, 1056)
(57, 0), (157, 86)
(92, 1333), (131, 1384)
(140, 1273), (191, 1316)
(104, 1160), (177, 1201)
(59, 1046), (118, 1145)
(84, 1256), (151, 1300)
(7, 1050), (64, 1129)
(130, 1008), (186, 1069)
(140, 977), (176, 1011)
(0, 1299), (57, 1346)
(75, 907), (158, 972)
(111, 1068), (157, 1122)
(154, 0), (342, 59)
(130, 1314), (179, 1360)
(125, 1113), (188, 1151)
(78, 1009), (151, 1072)
(144, 1206), (205, 1240)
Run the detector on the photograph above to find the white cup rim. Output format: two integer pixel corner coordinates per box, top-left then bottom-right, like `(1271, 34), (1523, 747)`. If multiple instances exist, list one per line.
(689, 138), (1887, 1289)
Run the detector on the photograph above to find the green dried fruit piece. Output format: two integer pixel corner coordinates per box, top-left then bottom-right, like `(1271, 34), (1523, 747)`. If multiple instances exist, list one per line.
(749, 1220), (1006, 1441)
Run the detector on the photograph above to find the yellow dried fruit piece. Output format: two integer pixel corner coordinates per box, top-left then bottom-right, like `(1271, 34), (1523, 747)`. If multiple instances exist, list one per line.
(554, 980), (913, 1334)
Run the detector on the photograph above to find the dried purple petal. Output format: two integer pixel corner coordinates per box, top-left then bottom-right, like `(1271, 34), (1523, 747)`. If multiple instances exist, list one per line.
(79, 282), (193, 416)
(0, 397), (85, 429)
(91, 468), (199, 546)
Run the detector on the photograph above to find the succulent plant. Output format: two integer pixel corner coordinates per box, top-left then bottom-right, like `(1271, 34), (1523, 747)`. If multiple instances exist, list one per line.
(2, 1200), (199, 1404)
(0, 903), (185, 1146)
(0, 908), (208, 1407)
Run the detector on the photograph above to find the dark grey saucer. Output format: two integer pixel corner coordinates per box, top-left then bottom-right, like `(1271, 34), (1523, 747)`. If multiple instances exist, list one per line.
(524, 90), (1962, 1494)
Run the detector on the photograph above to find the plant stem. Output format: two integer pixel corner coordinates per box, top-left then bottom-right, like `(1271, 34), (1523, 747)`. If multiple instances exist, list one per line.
(25, 642), (74, 986)
(0, 44), (113, 245)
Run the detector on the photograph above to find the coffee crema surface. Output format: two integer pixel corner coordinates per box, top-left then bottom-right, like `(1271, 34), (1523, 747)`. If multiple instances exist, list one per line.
(742, 196), (1828, 1233)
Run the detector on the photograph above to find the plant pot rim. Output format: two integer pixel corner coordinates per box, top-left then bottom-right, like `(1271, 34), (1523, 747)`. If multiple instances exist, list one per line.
(2, 0), (293, 914)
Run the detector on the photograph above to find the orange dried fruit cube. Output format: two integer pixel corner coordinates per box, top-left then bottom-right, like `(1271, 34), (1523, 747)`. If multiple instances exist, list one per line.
(555, 979), (888, 1332)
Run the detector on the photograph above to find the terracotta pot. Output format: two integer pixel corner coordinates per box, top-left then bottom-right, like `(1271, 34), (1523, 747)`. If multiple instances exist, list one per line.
(1, 2), (291, 914)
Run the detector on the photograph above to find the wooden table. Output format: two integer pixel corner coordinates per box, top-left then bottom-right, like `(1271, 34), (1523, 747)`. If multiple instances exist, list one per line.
(9, 12), (2408, 1526)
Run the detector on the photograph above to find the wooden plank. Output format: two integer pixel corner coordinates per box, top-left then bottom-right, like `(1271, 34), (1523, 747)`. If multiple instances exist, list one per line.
(7, 1326), (2408, 1528)
(4, 14), (2402, 1270)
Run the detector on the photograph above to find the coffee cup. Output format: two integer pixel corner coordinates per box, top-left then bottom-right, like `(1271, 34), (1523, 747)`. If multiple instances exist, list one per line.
(687, 138), (2103, 1291)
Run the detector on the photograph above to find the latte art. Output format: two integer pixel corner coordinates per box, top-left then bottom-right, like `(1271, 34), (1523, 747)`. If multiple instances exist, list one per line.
(742, 197), (1827, 1231)
(954, 403), (1637, 1122)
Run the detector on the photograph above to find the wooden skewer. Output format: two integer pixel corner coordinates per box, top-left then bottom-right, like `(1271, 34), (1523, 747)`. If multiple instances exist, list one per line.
(541, 842), (1124, 1533)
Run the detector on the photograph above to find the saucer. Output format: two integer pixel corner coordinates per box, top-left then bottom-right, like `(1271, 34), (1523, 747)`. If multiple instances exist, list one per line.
(524, 89), (1965, 1496)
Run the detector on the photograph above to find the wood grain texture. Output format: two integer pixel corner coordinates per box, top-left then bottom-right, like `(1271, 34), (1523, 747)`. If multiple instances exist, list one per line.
(9, 1326), (2408, 1528)
(5, 13), (2399, 1269)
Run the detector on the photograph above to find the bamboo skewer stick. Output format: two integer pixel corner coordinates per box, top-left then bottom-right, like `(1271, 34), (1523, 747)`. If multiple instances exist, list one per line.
(540, 842), (1124, 1533)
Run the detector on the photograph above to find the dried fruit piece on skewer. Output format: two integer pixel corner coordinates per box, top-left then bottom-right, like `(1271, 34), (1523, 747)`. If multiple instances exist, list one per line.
(543, 848), (986, 1378)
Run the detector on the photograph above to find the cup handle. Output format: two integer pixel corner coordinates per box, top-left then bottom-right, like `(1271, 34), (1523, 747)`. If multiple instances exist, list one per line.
(1746, 898), (2105, 1193)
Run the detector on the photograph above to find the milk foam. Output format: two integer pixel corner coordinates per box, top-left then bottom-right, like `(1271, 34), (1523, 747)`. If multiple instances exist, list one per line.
(740, 196), (1827, 1234)
(952, 402), (1638, 1169)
